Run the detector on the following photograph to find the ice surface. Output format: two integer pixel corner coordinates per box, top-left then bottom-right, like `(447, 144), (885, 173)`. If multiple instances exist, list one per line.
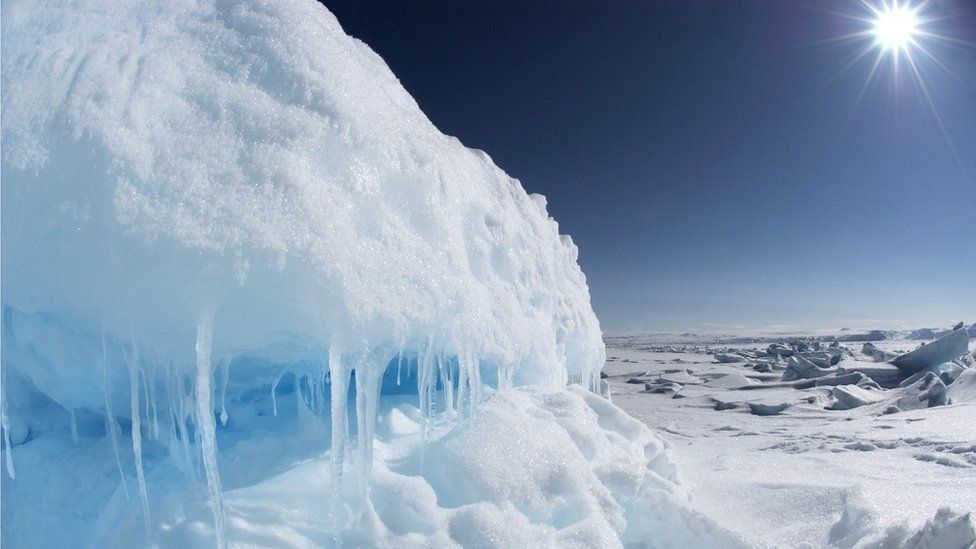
(782, 355), (836, 381)
(0, 0), (612, 545)
(828, 385), (887, 410)
(837, 360), (906, 388)
(861, 342), (895, 362)
(890, 328), (970, 374)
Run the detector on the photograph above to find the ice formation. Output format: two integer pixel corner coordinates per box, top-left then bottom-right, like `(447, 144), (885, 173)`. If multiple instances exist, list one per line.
(0, 0), (622, 545)
(890, 328), (969, 374)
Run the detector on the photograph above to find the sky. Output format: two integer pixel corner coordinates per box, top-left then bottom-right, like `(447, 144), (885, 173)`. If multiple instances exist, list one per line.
(321, 0), (976, 334)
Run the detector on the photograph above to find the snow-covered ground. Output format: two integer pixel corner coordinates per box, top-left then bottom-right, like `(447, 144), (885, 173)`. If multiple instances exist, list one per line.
(605, 336), (976, 548)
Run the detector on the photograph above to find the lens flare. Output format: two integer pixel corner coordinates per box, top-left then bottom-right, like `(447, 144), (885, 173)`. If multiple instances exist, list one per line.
(873, 5), (918, 51)
(811, 1), (974, 176)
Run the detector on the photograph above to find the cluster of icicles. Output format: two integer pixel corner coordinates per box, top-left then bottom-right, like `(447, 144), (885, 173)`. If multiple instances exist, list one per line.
(0, 307), (603, 549)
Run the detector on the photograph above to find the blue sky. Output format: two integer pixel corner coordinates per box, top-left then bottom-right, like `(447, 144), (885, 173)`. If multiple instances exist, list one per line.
(323, 1), (976, 333)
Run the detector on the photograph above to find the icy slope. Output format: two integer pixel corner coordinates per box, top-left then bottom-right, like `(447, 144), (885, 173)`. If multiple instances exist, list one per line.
(1, 0), (607, 545)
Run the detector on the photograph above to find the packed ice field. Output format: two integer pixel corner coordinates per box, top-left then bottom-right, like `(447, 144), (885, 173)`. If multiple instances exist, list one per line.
(603, 329), (976, 548)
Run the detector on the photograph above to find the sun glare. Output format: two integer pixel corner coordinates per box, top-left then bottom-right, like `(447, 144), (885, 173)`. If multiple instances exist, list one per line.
(873, 5), (919, 51)
(817, 0), (973, 174)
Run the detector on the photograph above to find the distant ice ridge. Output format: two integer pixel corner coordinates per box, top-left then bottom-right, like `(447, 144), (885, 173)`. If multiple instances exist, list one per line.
(0, 0), (613, 546)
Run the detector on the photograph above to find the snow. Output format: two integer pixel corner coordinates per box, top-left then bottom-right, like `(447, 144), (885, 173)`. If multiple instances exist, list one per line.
(948, 367), (976, 404)
(604, 335), (976, 547)
(2, 383), (746, 548)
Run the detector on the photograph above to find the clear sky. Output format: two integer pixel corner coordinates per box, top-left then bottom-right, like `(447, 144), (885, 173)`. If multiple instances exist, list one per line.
(321, 0), (976, 334)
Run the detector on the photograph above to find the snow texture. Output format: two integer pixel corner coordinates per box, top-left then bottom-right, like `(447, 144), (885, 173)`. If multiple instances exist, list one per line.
(1, 0), (604, 406)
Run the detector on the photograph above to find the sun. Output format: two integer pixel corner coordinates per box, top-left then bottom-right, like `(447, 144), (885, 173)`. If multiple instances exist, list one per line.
(873, 5), (919, 52)
(816, 0), (972, 176)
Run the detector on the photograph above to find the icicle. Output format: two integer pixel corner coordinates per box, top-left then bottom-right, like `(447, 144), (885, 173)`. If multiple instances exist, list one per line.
(1, 408), (13, 479)
(270, 382), (278, 416)
(457, 354), (469, 417)
(447, 356), (456, 414)
(174, 368), (196, 481)
(471, 353), (483, 412)
(416, 353), (426, 421)
(160, 361), (183, 474)
(270, 368), (287, 417)
(1, 353), (15, 480)
(311, 372), (319, 416)
(139, 366), (153, 440)
(496, 361), (507, 391)
(163, 366), (182, 472)
(69, 408), (79, 444)
(417, 354), (426, 422)
(430, 350), (440, 418)
(328, 346), (350, 491)
(219, 359), (230, 426)
(171, 388), (190, 474)
(124, 336), (152, 539)
(453, 346), (481, 417)
(396, 350), (403, 387)
(126, 338), (151, 540)
(107, 417), (130, 497)
(148, 368), (160, 440)
(295, 374), (313, 428)
(354, 352), (384, 496)
(194, 307), (227, 549)
(438, 355), (455, 420)
(416, 340), (438, 455)
(417, 343), (432, 422)
(319, 365), (332, 416)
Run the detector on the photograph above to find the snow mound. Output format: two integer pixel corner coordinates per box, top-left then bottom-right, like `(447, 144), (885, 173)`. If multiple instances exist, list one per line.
(72, 387), (744, 548)
(834, 505), (976, 549)
(947, 367), (976, 404)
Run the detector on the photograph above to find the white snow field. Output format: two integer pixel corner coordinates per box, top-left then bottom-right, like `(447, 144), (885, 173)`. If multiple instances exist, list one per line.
(604, 335), (976, 548)
(0, 0), (746, 547)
